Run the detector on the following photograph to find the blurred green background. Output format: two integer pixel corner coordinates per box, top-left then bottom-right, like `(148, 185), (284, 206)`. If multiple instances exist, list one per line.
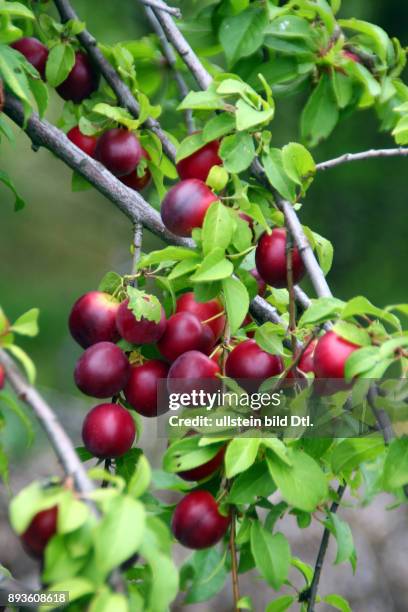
(1, 0), (407, 401)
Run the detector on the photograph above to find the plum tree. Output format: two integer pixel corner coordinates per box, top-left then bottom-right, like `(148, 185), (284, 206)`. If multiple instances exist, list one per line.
(1, 1), (408, 610)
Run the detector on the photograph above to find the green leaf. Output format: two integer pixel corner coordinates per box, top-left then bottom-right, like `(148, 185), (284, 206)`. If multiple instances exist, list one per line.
(202, 201), (234, 256)
(57, 493), (90, 534)
(341, 296), (400, 329)
(10, 482), (64, 534)
(202, 113), (236, 142)
(127, 454), (151, 498)
(219, 7), (268, 66)
(44, 578), (94, 606)
(266, 448), (328, 512)
(45, 43), (75, 87)
(329, 513), (354, 565)
(98, 271), (122, 295)
(184, 548), (227, 604)
(281, 142), (315, 190)
(10, 308), (39, 337)
(219, 132), (255, 173)
(191, 249), (234, 283)
(126, 286), (161, 323)
(265, 15), (314, 41)
(89, 591), (128, 612)
(176, 132), (205, 163)
(28, 77), (49, 117)
(255, 323), (285, 356)
(382, 437), (408, 491)
(301, 74), (339, 148)
(93, 495), (145, 577)
(0, 1), (34, 19)
(339, 18), (390, 62)
(168, 258), (200, 280)
(139, 538), (179, 612)
(225, 438), (260, 478)
(332, 70), (354, 109)
(331, 438), (385, 474)
(163, 437), (224, 473)
(0, 44), (31, 103)
(227, 461), (276, 504)
(0, 169), (25, 211)
(222, 277), (249, 334)
(298, 297), (344, 327)
(323, 594), (352, 612)
(312, 231), (334, 275)
(7, 345), (36, 383)
(265, 595), (295, 612)
(0, 390), (34, 445)
(235, 99), (274, 131)
(250, 523), (290, 590)
(179, 88), (224, 111)
(262, 149), (297, 202)
(139, 246), (198, 268)
(93, 102), (139, 129)
(332, 321), (369, 347)
(261, 438), (292, 466)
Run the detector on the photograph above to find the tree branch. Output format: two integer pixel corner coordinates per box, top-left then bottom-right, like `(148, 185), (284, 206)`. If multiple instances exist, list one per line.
(132, 221), (144, 275)
(229, 509), (241, 611)
(305, 484), (346, 612)
(142, 5), (333, 299)
(140, 0), (181, 17)
(0, 350), (93, 495)
(143, 7), (195, 133)
(316, 147), (408, 171)
(4, 95), (191, 249)
(53, 0), (177, 161)
(0, 573), (37, 605)
(144, 0), (212, 90)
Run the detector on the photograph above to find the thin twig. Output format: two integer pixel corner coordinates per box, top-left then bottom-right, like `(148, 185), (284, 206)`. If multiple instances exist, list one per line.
(101, 458), (112, 489)
(53, 0), (176, 161)
(132, 221), (143, 275)
(146, 0), (212, 90)
(0, 349), (93, 496)
(144, 7), (195, 133)
(306, 484), (346, 612)
(229, 509), (241, 611)
(316, 147), (408, 172)
(140, 0), (181, 17)
(285, 228), (297, 353)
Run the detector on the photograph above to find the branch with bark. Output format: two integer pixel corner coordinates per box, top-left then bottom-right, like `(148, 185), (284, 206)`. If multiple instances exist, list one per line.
(143, 6), (195, 133)
(305, 484), (347, 612)
(316, 147), (408, 171)
(53, 0), (176, 161)
(0, 349), (93, 495)
(4, 96), (190, 248)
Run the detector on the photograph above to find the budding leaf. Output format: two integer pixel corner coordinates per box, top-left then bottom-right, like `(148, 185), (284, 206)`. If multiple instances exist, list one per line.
(126, 287), (161, 323)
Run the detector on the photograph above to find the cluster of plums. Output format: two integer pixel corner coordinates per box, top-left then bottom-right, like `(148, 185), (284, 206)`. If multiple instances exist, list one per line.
(10, 36), (150, 192)
(11, 37), (99, 103)
(68, 126), (151, 192)
(13, 108), (359, 556)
